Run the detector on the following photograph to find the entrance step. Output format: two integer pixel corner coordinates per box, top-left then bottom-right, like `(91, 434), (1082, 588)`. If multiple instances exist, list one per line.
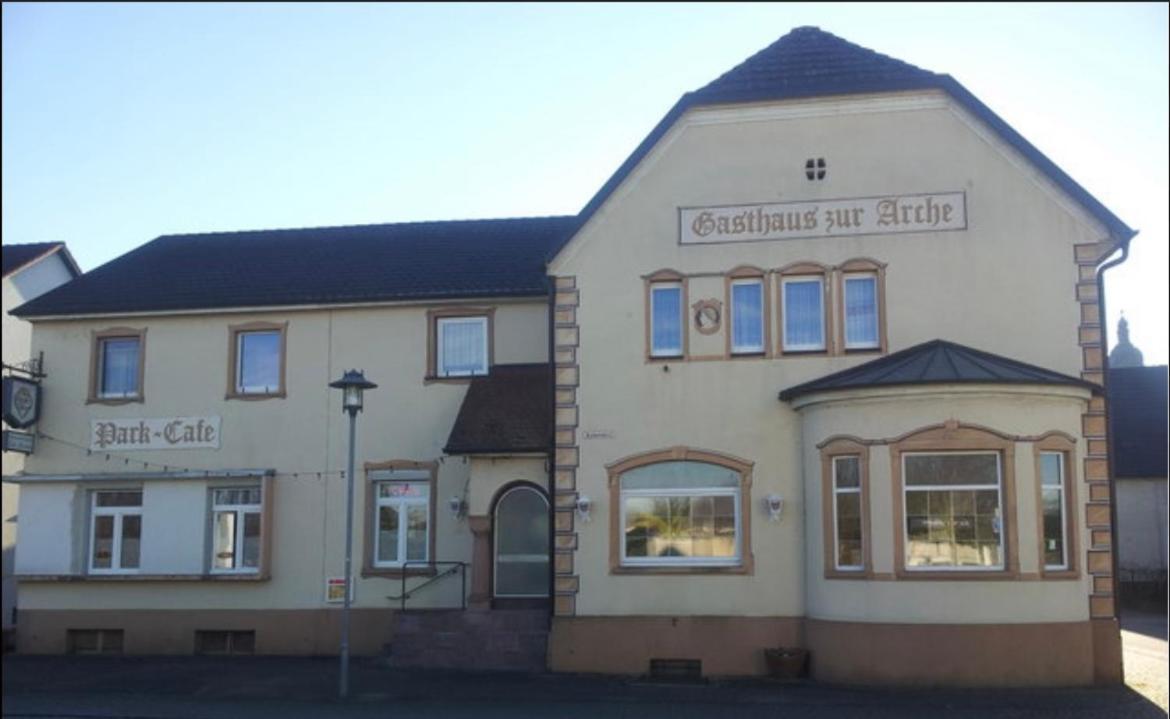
(383, 609), (548, 672)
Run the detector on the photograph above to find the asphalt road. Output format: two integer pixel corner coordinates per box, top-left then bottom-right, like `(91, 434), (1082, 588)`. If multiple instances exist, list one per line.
(4, 651), (1168, 719)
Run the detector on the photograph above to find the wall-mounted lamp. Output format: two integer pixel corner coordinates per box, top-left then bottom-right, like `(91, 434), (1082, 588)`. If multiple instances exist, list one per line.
(448, 496), (466, 519)
(575, 495), (592, 522)
(762, 494), (784, 522)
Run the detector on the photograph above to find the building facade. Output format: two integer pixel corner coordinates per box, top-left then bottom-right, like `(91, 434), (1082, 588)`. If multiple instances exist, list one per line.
(2, 243), (81, 645)
(4, 28), (1136, 685)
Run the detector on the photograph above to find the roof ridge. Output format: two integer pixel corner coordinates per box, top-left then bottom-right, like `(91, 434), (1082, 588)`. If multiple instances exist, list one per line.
(157, 214), (578, 241)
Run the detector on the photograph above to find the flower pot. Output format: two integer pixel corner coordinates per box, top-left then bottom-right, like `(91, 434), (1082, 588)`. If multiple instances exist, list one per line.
(764, 647), (808, 679)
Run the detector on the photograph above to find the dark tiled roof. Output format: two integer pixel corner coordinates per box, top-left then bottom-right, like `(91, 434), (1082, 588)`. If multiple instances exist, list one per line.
(3, 242), (80, 278)
(13, 217), (576, 318)
(550, 27), (1134, 260)
(444, 364), (551, 455)
(778, 339), (1099, 402)
(1108, 366), (1169, 478)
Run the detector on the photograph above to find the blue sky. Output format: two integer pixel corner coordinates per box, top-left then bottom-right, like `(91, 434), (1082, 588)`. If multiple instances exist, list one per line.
(3, 3), (1167, 363)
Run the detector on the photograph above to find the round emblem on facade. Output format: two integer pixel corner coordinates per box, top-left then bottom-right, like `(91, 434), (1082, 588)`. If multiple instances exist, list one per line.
(692, 299), (722, 335)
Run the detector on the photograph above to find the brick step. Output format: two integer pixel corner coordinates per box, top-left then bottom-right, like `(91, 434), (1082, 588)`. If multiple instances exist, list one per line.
(385, 609), (549, 672)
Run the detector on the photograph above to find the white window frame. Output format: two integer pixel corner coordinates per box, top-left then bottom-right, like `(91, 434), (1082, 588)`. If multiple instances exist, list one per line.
(901, 451), (1004, 572)
(234, 330), (282, 395)
(619, 486), (742, 568)
(781, 276), (826, 352)
(1040, 451), (1069, 570)
(372, 479), (431, 568)
(843, 272), (880, 350)
(649, 282), (684, 358)
(832, 456), (864, 572)
(88, 490), (143, 575)
(209, 486), (262, 574)
(730, 278), (765, 355)
(97, 336), (141, 399)
(435, 316), (489, 377)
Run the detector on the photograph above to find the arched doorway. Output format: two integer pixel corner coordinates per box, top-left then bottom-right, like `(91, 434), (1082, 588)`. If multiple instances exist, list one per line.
(493, 484), (549, 600)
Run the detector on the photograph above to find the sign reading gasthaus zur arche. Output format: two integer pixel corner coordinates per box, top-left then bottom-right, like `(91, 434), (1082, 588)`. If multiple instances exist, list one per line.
(90, 416), (221, 451)
(679, 191), (966, 244)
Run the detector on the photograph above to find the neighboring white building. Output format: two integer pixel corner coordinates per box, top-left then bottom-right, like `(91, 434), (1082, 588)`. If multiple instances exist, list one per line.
(4, 28), (1140, 685)
(2, 242), (81, 644)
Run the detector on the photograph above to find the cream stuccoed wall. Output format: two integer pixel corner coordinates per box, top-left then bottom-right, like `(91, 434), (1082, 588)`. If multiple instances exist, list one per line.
(467, 457), (548, 517)
(549, 91), (1105, 618)
(15, 299), (547, 612)
(4, 253), (78, 630)
(797, 385), (1092, 623)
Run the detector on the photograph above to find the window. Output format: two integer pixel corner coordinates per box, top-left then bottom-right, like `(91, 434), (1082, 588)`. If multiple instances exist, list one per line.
(436, 316), (488, 377)
(89, 490), (142, 574)
(67, 629), (124, 654)
(210, 487), (262, 573)
(1039, 452), (1069, 570)
(832, 456), (864, 571)
(373, 475), (430, 567)
(618, 460), (743, 568)
(228, 322), (286, 398)
(89, 328), (146, 403)
(902, 452), (1003, 570)
(195, 630), (255, 655)
(843, 273), (879, 349)
(730, 279), (765, 354)
(650, 283), (684, 357)
(781, 277), (825, 351)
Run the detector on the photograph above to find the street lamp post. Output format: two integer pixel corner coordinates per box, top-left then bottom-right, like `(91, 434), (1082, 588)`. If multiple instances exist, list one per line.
(329, 369), (377, 701)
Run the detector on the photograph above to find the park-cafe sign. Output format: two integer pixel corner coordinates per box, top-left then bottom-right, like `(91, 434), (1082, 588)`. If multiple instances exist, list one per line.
(679, 191), (966, 244)
(90, 416), (221, 451)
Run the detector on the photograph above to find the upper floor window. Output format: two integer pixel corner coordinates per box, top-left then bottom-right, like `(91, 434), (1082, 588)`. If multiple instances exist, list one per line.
(437, 316), (488, 377)
(843, 273), (879, 350)
(228, 322), (287, 398)
(730, 278), (765, 355)
(781, 276), (826, 352)
(210, 487), (262, 573)
(89, 328), (146, 403)
(650, 282), (684, 358)
(89, 490), (142, 574)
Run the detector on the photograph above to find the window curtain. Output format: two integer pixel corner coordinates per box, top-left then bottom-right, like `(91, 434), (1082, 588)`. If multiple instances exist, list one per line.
(784, 281), (823, 347)
(651, 287), (682, 353)
(441, 320), (485, 374)
(844, 277), (878, 346)
(731, 282), (763, 351)
(102, 339), (139, 395)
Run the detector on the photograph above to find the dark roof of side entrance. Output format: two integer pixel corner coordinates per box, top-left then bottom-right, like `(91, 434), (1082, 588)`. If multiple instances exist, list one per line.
(1108, 366), (1169, 478)
(13, 217), (576, 318)
(778, 339), (1100, 402)
(550, 26), (1135, 260)
(444, 364), (552, 455)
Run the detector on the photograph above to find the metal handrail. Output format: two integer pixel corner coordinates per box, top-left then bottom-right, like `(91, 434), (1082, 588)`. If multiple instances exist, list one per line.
(385, 560), (467, 612)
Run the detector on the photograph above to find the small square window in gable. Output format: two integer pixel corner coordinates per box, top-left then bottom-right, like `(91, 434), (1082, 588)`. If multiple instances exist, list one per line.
(804, 158), (827, 181)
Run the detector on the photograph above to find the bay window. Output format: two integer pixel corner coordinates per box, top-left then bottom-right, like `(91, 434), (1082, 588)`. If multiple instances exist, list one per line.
(902, 452), (1004, 570)
(832, 456), (864, 571)
(1039, 451), (1069, 570)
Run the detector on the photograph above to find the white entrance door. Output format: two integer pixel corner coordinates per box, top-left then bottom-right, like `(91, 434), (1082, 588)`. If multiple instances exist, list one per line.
(493, 485), (550, 598)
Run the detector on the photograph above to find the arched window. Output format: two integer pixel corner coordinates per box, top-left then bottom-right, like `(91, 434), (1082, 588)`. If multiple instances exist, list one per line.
(607, 448), (753, 573)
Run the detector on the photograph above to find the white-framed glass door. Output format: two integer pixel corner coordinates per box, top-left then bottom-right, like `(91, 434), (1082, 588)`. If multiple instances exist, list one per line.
(493, 485), (550, 598)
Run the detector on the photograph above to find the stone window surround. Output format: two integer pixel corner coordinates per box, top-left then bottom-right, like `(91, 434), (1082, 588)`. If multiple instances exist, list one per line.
(606, 445), (755, 576)
(87, 326), (147, 405)
(361, 459), (439, 579)
(425, 306), (496, 383)
(225, 320), (288, 401)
